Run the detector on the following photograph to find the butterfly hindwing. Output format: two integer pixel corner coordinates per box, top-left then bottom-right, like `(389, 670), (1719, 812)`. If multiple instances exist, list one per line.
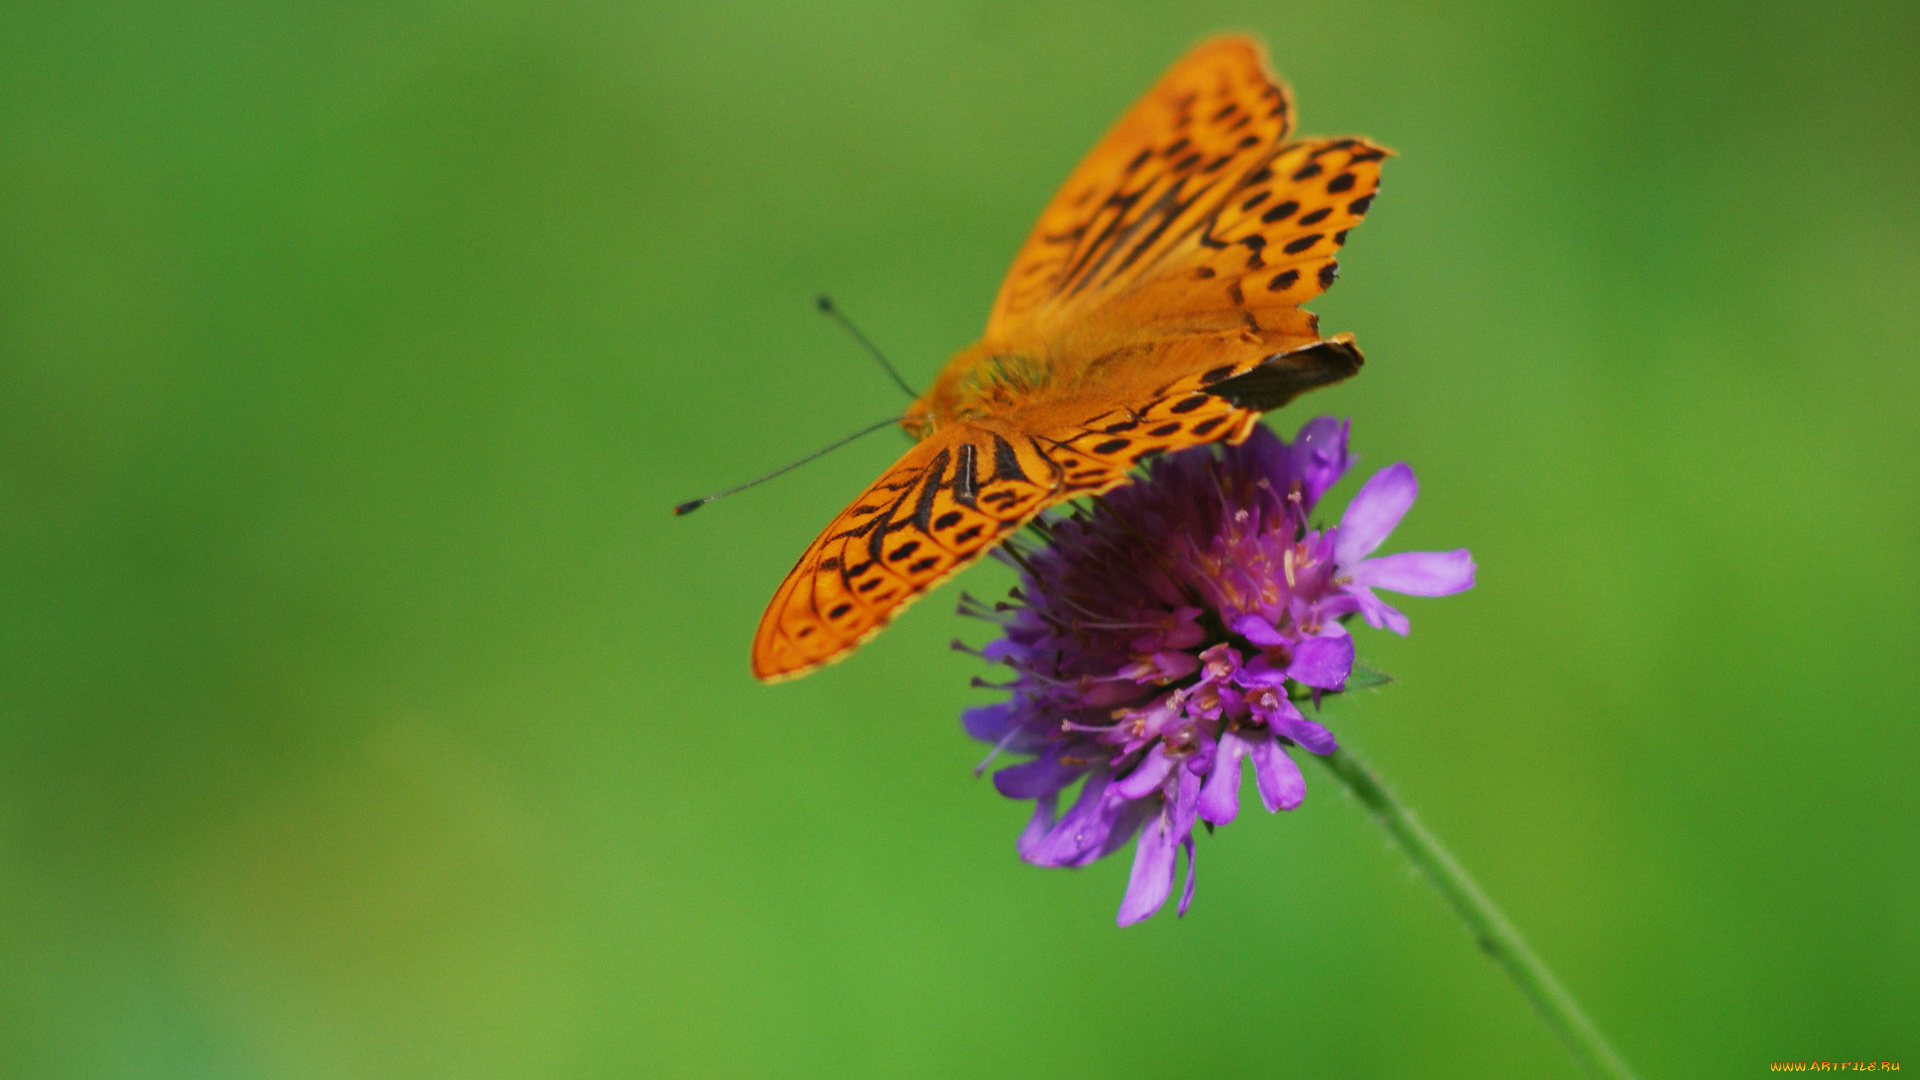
(1027, 334), (1366, 498)
(752, 426), (1060, 681)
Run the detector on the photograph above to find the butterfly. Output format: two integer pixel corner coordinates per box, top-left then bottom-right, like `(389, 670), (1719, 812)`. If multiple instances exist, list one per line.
(754, 36), (1387, 682)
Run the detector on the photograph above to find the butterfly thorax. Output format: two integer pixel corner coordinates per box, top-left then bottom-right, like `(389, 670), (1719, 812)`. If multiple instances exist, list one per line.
(902, 342), (1057, 439)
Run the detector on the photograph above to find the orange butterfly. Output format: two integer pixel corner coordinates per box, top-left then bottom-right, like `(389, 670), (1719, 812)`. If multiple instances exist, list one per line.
(754, 36), (1387, 682)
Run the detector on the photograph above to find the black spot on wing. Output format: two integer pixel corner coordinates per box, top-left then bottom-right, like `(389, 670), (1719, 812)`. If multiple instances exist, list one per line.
(991, 435), (1028, 484)
(1203, 338), (1365, 411)
(909, 449), (949, 534)
(1261, 200), (1299, 224)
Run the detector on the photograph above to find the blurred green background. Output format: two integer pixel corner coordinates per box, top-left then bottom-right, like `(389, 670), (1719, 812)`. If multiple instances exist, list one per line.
(3, 1), (1916, 1077)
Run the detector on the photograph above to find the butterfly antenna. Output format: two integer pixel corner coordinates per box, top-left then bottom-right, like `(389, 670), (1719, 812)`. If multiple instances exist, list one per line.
(672, 416), (901, 515)
(816, 295), (920, 399)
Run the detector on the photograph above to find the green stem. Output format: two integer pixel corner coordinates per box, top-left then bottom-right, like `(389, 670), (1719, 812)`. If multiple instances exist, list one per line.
(1314, 748), (1641, 1080)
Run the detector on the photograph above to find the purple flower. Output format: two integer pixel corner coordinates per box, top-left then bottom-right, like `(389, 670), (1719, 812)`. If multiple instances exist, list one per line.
(960, 418), (1473, 925)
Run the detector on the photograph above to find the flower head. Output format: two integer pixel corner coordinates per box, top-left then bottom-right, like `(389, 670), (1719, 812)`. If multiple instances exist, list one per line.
(960, 418), (1474, 925)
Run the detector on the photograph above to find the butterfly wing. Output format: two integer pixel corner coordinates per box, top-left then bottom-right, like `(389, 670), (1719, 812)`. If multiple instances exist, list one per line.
(751, 334), (1363, 682)
(985, 37), (1385, 346)
(752, 425), (1059, 682)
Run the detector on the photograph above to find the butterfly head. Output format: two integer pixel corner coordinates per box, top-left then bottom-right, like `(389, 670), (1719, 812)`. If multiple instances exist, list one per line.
(898, 408), (936, 442)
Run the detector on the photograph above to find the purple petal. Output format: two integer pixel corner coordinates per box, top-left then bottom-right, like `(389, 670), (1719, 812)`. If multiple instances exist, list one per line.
(1095, 796), (1157, 862)
(1020, 771), (1112, 867)
(1113, 745), (1175, 800)
(1017, 793), (1058, 852)
(1249, 686), (1300, 727)
(1233, 655), (1292, 689)
(1118, 652), (1193, 684)
(1198, 731), (1249, 824)
(993, 752), (1085, 799)
(1229, 613), (1287, 646)
(1081, 678), (1151, 707)
(1272, 711), (1339, 755)
(1249, 735), (1306, 811)
(962, 703), (1016, 743)
(1158, 606), (1207, 650)
(1286, 634), (1353, 690)
(1170, 765), (1203, 842)
(1288, 416), (1352, 507)
(1150, 650), (1201, 680)
(1117, 808), (1177, 926)
(980, 638), (1026, 662)
(1177, 837), (1198, 917)
(1350, 585), (1411, 635)
(1350, 549), (1476, 596)
(1236, 421), (1290, 484)
(1334, 463), (1417, 566)
(1198, 642), (1242, 680)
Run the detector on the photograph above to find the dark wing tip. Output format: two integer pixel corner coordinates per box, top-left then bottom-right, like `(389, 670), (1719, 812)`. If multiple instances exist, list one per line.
(1203, 336), (1364, 411)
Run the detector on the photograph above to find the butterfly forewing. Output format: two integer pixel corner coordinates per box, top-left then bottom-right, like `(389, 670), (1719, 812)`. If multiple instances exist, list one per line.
(1112, 138), (1387, 330)
(986, 38), (1298, 339)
